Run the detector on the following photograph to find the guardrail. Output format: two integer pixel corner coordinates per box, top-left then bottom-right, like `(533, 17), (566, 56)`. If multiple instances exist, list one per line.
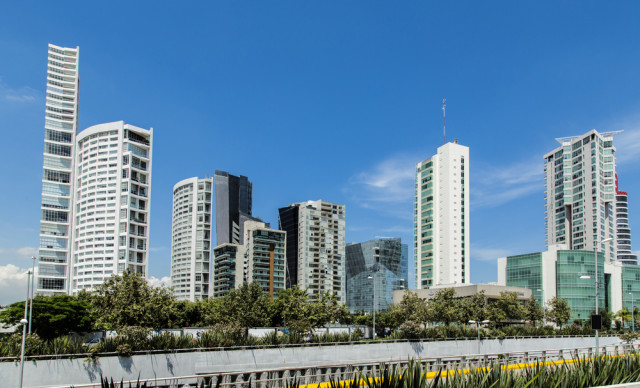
(52, 342), (639, 388)
(0, 333), (620, 363)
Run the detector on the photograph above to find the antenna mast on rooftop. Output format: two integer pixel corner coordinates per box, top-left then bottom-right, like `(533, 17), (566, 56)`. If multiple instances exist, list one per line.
(442, 98), (446, 145)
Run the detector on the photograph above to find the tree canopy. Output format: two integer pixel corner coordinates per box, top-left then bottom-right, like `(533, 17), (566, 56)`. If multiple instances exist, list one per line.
(546, 297), (571, 327)
(0, 294), (92, 339)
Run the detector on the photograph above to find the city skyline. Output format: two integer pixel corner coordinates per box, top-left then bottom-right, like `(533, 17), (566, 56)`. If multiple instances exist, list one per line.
(2, 3), (640, 305)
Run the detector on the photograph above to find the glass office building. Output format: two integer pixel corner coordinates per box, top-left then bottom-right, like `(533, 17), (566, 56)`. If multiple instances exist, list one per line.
(499, 246), (635, 321)
(345, 238), (408, 313)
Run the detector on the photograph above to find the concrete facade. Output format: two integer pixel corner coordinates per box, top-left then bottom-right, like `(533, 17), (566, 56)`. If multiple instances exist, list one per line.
(0, 336), (623, 387)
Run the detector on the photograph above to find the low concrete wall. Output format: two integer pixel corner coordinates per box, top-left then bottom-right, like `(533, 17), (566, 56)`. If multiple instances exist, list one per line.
(0, 336), (623, 388)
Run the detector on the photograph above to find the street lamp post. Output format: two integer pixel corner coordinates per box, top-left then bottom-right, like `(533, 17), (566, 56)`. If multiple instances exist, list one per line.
(537, 288), (545, 325)
(630, 293), (635, 332)
(469, 320), (489, 355)
(367, 275), (376, 339)
(581, 237), (613, 358)
(18, 270), (31, 388)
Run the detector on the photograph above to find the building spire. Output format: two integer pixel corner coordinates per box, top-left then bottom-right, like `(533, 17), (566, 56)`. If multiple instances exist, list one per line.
(442, 98), (446, 145)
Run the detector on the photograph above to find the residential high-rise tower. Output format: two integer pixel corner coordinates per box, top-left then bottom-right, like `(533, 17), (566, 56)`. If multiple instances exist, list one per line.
(414, 140), (470, 289)
(171, 177), (213, 301)
(37, 44), (80, 294)
(278, 200), (346, 302)
(544, 130), (618, 262)
(212, 220), (286, 299)
(616, 174), (637, 265)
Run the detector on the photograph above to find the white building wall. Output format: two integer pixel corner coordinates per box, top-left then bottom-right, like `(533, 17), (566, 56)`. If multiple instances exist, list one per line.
(171, 177), (213, 301)
(415, 141), (469, 289)
(70, 121), (152, 293)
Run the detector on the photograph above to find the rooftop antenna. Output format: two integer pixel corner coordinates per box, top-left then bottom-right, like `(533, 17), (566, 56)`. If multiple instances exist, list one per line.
(442, 98), (446, 144)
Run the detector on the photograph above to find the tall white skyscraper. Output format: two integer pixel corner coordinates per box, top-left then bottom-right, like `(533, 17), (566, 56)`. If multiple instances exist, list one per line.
(544, 130), (617, 262)
(414, 140), (470, 289)
(171, 177), (213, 301)
(37, 44), (80, 294)
(278, 200), (346, 302)
(71, 121), (153, 293)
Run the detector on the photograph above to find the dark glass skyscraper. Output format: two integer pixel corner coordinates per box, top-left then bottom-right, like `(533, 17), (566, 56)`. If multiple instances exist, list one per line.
(214, 170), (255, 245)
(345, 238), (408, 313)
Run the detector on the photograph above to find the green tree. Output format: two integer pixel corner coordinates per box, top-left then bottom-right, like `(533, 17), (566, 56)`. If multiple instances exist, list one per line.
(0, 294), (92, 340)
(429, 288), (459, 326)
(207, 282), (271, 331)
(313, 291), (350, 326)
(546, 296), (571, 327)
(489, 292), (525, 325)
(524, 295), (544, 327)
(394, 290), (429, 326)
(270, 286), (318, 334)
(458, 291), (489, 325)
(90, 271), (179, 330)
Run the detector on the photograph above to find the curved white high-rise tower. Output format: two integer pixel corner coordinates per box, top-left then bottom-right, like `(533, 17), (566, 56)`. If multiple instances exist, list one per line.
(616, 174), (637, 265)
(37, 44), (80, 294)
(71, 121), (153, 292)
(171, 177), (213, 301)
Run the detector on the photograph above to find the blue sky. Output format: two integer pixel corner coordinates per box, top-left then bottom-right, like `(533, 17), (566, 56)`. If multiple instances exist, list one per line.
(2, 2), (640, 304)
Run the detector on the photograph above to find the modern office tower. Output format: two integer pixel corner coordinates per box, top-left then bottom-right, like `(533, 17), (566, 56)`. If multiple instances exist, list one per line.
(70, 121), (153, 293)
(37, 44), (80, 295)
(214, 170), (257, 245)
(616, 175), (637, 265)
(498, 244), (640, 323)
(212, 220), (286, 299)
(345, 238), (408, 313)
(414, 140), (470, 289)
(544, 130), (618, 262)
(171, 177), (213, 301)
(278, 200), (346, 302)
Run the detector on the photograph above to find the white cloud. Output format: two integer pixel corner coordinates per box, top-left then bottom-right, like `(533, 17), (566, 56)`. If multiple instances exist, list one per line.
(472, 157), (543, 209)
(0, 77), (40, 103)
(471, 246), (513, 262)
(349, 154), (417, 203)
(148, 275), (171, 289)
(615, 128), (640, 165)
(0, 264), (36, 306)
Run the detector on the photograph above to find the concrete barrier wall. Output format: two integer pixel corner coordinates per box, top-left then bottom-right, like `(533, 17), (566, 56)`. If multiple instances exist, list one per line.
(0, 336), (624, 388)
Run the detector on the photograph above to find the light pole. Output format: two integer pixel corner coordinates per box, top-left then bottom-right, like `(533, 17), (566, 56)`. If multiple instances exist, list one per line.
(537, 288), (546, 325)
(367, 275), (376, 339)
(19, 270), (31, 388)
(629, 292), (635, 332)
(580, 237), (613, 358)
(28, 256), (36, 334)
(469, 320), (489, 355)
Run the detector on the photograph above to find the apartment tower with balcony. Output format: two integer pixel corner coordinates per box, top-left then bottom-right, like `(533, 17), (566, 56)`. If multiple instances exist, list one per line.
(414, 140), (470, 289)
(616, 174), (637, 265)
(278, 200), (346, 302)
(212, 220), (286, 299)
(171, 177), (213, 301)
(37, 44), (80, 294)
(71, 121), (152, 292)
(544, 130), (618, 262)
